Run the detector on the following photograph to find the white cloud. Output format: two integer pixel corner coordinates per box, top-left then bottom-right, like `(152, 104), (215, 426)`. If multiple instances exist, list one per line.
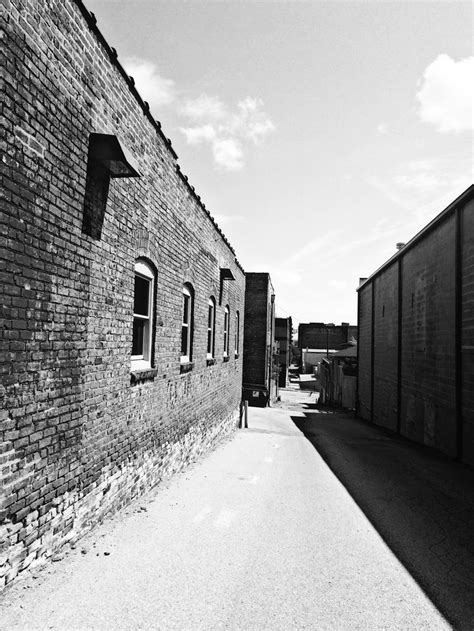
(123, 57), (176, 108)
(122, 56), (275, 171)
(180, 124), (216, 145)
(377, 123), (389, 135)
(179, 93), (275, 171)
(212, 138), (244, 171)
(179, 94), (227, 122)
(416, 54), (474, 133)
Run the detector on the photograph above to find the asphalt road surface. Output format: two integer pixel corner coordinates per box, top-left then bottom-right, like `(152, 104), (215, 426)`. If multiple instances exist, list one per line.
(1, 388), (473, 630)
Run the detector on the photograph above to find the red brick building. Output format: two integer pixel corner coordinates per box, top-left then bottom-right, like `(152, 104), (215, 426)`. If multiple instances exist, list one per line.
(1, 0), (245, 588)
(357, 186), (474, 466)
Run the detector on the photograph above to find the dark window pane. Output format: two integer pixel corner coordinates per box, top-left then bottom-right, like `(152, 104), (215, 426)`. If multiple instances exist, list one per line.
(183, 294), (189, 324)
(132, 318), (144, 355)
(207, 329), (212, 354)
(208, 305), (213, 329)
(134, 275), (149, 316)
(181, 325), (188, 355)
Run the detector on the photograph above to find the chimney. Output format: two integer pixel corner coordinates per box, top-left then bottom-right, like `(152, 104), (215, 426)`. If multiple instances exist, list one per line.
(396, 242), (406, 251)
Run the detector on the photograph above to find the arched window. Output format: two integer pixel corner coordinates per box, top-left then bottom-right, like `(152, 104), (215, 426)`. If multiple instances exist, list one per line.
(207, 297), (216, 359)
(181, 283), (194, 364)
(223, 305), (230, 360)
(234, 310), (240, 358)
(132, 259), (154, 369)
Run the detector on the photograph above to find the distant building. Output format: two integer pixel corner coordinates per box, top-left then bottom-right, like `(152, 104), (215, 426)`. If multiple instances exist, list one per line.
(301, 348), (336, 374)
(275, 317), (292, 387)
(298, 322), (357, 352)
(319, 345), (357, 409)
(243, 273), (278, 406)
(357, 185), (474, 466)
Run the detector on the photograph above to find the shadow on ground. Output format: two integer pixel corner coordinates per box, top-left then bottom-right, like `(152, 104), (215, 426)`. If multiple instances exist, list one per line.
(291, 407), (474, 630)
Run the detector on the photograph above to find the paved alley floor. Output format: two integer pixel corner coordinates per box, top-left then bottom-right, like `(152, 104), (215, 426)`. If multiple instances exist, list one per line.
(1, 388), (473, 630)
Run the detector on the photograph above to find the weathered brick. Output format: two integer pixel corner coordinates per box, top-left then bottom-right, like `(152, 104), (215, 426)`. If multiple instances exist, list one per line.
(2, 0), (245, 591)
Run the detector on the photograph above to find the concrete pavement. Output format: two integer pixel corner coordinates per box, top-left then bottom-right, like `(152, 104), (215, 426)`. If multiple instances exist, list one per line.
(1, 387), (471, 629)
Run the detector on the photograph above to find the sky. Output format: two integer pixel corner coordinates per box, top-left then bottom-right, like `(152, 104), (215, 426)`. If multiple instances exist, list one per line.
(85, 0), (473, 326)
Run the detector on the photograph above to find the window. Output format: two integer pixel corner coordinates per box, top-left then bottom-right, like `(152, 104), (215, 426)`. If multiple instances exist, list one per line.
(234, 310), (240, 358)
(223, 305), (230, 360)
(181, 284), (194, 364)
(131, 260), (154, 370)
(207, 297), (216, 359)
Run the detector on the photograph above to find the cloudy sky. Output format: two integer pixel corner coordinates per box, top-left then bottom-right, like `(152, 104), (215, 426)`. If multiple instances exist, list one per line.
(86, 0), (473, 326)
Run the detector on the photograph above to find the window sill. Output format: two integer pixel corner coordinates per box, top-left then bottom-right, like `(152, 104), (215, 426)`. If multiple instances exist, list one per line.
(130, 368), (158, 384)
(223, 355), (230, 363)
(180, 361), (194, 374)
(206, 358), (217, 366)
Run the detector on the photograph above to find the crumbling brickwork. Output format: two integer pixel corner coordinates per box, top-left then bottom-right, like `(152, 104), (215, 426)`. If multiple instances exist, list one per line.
(357, 187), (474, 465)
(1, 0), (245, 588)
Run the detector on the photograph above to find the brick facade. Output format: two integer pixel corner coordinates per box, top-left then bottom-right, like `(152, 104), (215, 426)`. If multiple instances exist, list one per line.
(242, 273), (277, 406)
(373, 264), (399, 432)
(1, 0), (245, 589)
(357, 186), (474, 465)
(298, 323), (357, 350)
(275, 317), (292, 387)
(461, 198), (474, 466)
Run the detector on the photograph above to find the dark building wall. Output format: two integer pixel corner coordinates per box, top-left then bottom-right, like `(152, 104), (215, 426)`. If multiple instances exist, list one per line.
(275, 317), (291, 387)
(373, 264), (399, 432)
(400, 216), (456, 455)
(461, 199), (474, 466)
(242, 273), (276, 404)
(357, 285), (373, 421)
(298, 323), (357, 350)
(1, 0), (245, 589)
(357, 186), (474, 465)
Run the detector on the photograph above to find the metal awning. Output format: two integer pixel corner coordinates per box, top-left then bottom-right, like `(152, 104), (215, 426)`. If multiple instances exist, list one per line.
(88, 133), (141, 178)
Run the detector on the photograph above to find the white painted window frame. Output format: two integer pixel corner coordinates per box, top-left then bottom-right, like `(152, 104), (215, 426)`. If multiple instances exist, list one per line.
(207, 297), (216, 359)
(181, 284), (193, 364)
(131, 260), (154, 371)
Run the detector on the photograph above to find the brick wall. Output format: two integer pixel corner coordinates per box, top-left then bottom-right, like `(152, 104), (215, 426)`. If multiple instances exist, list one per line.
(275, 317), (291, 387)
(242, 273), (276, 405)
(400, 215), (456, 454)
(298, 323), (357, 350)
(357, 187), (474, 464)
(1, 0), (245, 589)
(357, 285), (373, 421)
(373, 263), (399, 432)
(461, 199), (474, 466)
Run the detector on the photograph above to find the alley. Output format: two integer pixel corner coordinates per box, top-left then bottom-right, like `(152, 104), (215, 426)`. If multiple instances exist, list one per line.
(1, 388), (473, 630)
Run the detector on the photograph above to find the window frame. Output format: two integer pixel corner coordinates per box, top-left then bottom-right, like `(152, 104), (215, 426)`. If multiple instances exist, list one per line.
(234, 310), (240, 358)
(180, 283), (194, 365)
(223, 305), (230, 360)
(131, 259), (154, 371)
(207, 297), (216, 359)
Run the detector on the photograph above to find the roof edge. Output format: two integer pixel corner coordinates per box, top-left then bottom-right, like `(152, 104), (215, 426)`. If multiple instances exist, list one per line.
(73, 0), (245, 275)
(357, 184), (474, 292)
